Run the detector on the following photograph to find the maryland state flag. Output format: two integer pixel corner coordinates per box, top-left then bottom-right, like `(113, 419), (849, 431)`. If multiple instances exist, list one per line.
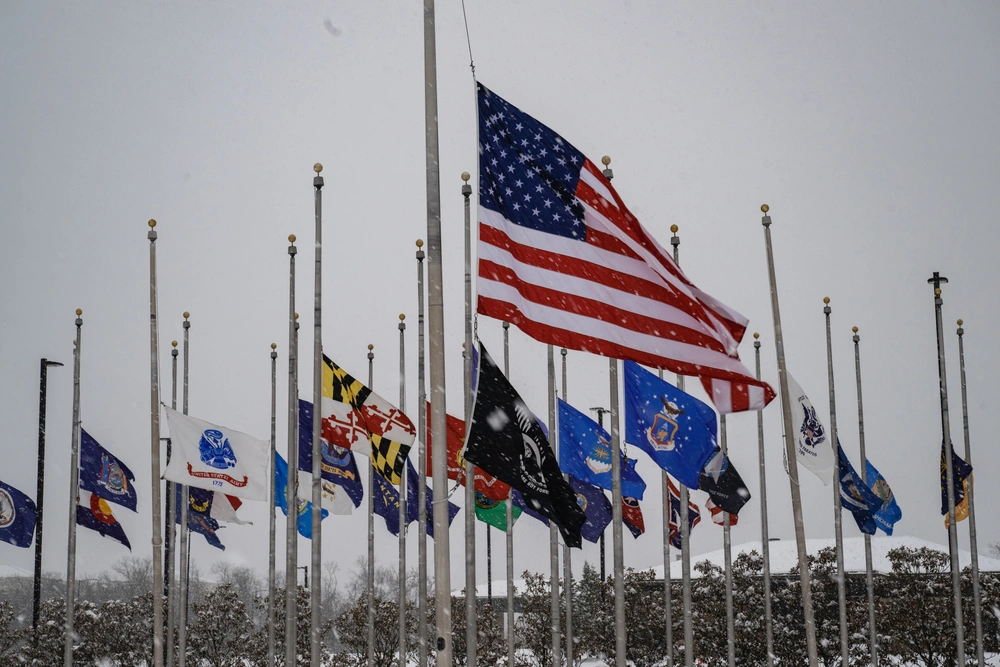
(424, 402), (512, 501)
(321, 355), (415, 484)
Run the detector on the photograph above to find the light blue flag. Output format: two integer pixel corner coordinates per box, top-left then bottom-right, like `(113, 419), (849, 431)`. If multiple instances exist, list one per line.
(274, 452), (328, 539)
(865, 459), (902, 535)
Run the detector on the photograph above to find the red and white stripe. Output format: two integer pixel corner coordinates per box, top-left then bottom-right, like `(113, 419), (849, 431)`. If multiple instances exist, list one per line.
(477, 158), (774, 413)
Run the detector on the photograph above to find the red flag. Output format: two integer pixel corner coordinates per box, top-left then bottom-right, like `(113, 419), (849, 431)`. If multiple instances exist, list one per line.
(424, 403), (511, 501)
(706, 497), (738, 527)
(622, 496), (645, 538)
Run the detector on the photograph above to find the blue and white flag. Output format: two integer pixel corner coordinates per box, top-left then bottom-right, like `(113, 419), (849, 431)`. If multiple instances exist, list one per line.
(837, 443), (883, 535)
(623, 361), (717, 489)
(298, 399), (364, 510)
(567, 476), (612, 544)
(80, 429), (137, 512)
(163, 406), (270, 501)
(865, 459), (902, 535)
(558, 399), (647, 500)
(174, 485), (225, 550)
(786, 373), (835, 485)
(405, 460), (459, 539)
(274, 453), (328, 539)
(0, 479), (37, 548)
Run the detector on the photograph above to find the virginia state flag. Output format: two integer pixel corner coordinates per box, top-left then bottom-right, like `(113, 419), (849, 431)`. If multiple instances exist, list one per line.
(558, 399), (647, 500)
(80, 430), (137, 512)
(274, 453), (329, 538)
(0, 479), (37, 548)
(623, 361), (717, 489)
(298, 399), (363, 511)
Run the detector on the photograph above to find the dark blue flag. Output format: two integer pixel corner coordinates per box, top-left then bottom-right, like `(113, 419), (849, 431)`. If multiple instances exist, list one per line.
(512, 489), (549, 526)
(298, 399), (364, 509)
(940, 440), (973, 517)
(667, 476), (700, 549)
(373, 470), (408, 536)
(558, 399), (647, 500)
(837, 443), (883, 535)
(0, 479), (37, 548)
(405, 459), (459, 539)
(865, 459), (902, 535)
(80, 429), (137, 512)
(275, 452), (328, 539)
(567, 476), (612, 544)
(78, 490), (131, 550)
(174, 485), (225, 550)
(623, 361), (717, 489)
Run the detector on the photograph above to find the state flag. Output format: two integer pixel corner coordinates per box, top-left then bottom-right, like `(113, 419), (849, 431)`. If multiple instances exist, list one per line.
(174, 485), (226, 550)
(941, 441), (973, 527)
(865, 459), (902, 535)
(298, 399), (363, 511)
(78, 490), (130, 550)
(568, 476), (612, 544)
(837, 443), (883, 535)
(0, 479), (37, 548)
(622, 496), (645, 539)
(80, 430), (137, 512)
(406, 460), (459, 539)
(474, 491), (520, 532)
(274, 452), (330, 537)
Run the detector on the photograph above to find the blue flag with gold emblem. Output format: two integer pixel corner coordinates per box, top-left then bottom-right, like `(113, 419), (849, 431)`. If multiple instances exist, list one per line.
(567, 476), (612, 544)
(373, 469), (409, 536)
(837, 443), (883, 535)
(80, 430), (137, 512)
(623, 361), (717, 489)
(174, 485), (225, 550)
(865, 459), (902, 535)
(0, 479), (37, 548)
(558, 399), (647, 500)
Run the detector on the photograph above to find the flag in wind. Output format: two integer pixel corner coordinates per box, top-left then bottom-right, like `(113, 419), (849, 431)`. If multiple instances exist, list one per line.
(667, 476), (700, 549)
(622, 496), (645, 539)
(474, 83), (774, 413)
(163, 406), (270, 501)
(557, 399), (646, 500)
(373, 470), (408, 537)
(78, 490), (131, 550)
(174, 485), (225, 550)
(466, 342), (586, 547)
(786, 373), (835, 485)
(865, 459), (902, 535)
(424, 402), (512, 501)
(698, 447), (750, 525)
(406, 460), (459, 538)
(568, 476), (612, 544)
(320, 355), (415, 484)
(298, 399), (364, 511)
(941, 441), (973, 527)
(623, 361), (717, 489)
(0, 479), (37, 548)
(80, 430), (137, 512)
(474, 491), (520, 532)
(274, 452), (331, 536)
(837, 443), (883, 535)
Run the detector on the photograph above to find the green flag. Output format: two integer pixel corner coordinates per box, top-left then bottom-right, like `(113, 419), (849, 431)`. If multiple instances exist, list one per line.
(475, 491), (521, 531)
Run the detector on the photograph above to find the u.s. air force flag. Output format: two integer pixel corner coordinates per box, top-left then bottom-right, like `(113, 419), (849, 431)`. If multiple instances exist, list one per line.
(163, 406), (270, 501)
(0, 478), (37, 548)
(558, 399), (646, 500)
(623, 361), (717, 489)
(785, 372), (835, 485)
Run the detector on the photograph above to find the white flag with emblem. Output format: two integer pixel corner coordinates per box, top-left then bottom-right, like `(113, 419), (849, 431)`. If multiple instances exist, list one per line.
(785, 372), (834, 486)
(163, 406), (270, 501)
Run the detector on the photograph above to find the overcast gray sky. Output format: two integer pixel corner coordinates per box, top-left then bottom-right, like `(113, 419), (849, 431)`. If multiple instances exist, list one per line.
(2, 2), (998, 588)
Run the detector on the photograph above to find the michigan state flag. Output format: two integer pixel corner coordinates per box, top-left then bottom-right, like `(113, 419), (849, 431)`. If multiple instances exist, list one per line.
(837, 443), (883, 535)
(0, 479), (37, 548)
(465, 342), (585, 548)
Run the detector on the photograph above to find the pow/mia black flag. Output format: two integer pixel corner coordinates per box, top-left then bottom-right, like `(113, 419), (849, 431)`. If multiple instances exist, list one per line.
(465, 342), (586, 548)
(698, 447), (751, 524)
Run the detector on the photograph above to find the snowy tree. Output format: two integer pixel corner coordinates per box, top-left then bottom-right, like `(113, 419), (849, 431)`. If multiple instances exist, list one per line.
(334, 590), (414, 667)
(574, 562), (613, 663)
(187, 583), (253, 667)
(20, 597), (102, 666)
(0, 600), (23, 667)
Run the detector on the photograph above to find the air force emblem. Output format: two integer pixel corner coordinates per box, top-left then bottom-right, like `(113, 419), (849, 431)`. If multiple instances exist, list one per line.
(586, 435), (613, 475)
(646, 397), (684, 452)
(199, 429), (237, 470)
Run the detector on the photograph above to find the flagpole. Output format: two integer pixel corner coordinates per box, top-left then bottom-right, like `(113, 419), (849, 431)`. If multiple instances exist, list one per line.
(588, 407), (610, 594)
(398, 315), (408, 667)
(268, 342), (278, 667)
(928, 272), (964, 665)
(654, 372), (672, 667)
(415, 240), (428, 667)
(165, 341), (178, 667)
(62, 309), (82, 667)
(560, 347), (573, 667)
(503, 321), (515, 667)
(667, 219), (693, 667)
(720, 415), (735, 667)
(309, 162), (325, 667)
(752, 333), (775, 667)
(956, 319), (984, 667)
(285, 235), (299, 667)
(148, 218), (165, 667)
(547, 344), (560, 667)
(368, 343), (376, 667)
(823, 298), (849, 667)
(33, 357), (61, 637)
(601, 157), (626, 667)
(178, 312), (191, 667)
(462, 171), (478, 667)
(759, 205), (819, 667)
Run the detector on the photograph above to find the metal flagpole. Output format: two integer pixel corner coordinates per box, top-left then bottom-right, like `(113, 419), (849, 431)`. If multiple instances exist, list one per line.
(851, 326), (878, 667)
(588, 407), (610, 596)
(416, 240), (428, 667)
(752, 333), (775, 667)
(165, 341), (178, 667)
(368, 344), (376, 667)
(653, 370), (672, 667)
(759, 205), (819, 667)
(398, 315), (408, 667)
(62, 310), (83, 667)
(822, 298), (849, 667)
(956, 319), (984, 667)
(269, 343), (278, 667)
(462, 171), (478, 667)
(34, 357), (63, 636)
(600, 157), (626, 667)
(503, 322), (515, 667)
(178, 313), (192, 667)
(285, 236), (299, 667)
(560, 348), (573, 667)
(423, 0), (454, 660)
(720, 415), (735, 667)
(310, 163), (325, 667)
(148, 218), (165, 667)
(547, 345), (561, 667)
(927, 272), (965, 665)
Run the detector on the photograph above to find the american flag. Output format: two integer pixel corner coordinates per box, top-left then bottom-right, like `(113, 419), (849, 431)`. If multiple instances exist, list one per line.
(476, 83), (774, 413)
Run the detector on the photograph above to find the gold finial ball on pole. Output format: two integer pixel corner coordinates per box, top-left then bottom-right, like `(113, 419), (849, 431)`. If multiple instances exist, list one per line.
(148, 219), (157, 228)
(670, 224), (679, 234)
(823, 297), (830, 305)
(172, 340), (178, 348)
(957, 318), (963, 326)
(416, 239), (424, 248)
(399, 313), (406, 321)
(75, 308), (83, 316)
(183, 311), (190, 320)
(935, 288), (942, 296)
(461, 172), (471, 183)
(295, 312), (299, 320)
(368, 344), (374, 351)
(289, 234), (296, 243)
(601, 155), (611, 166)
(760, 204), (769, 214)
(314, 163), (323, 174)
(753, 332), (759, 340)
(271, 343), (277, 350)
(852, 326), (859, 333)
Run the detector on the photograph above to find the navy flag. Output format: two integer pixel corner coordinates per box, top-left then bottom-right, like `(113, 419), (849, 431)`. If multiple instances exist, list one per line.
(667, 476), (700, 549)
(568, 476), (612, 544)
(174, 485), (225, 550)
(837, 443), (883, 535)
(298, 399), (364, 509)
(698, 447), (750, 525)
(940, 441), (973, 521)
(0, 479), (37, 548)
(557, 399), (647, 500)
(80, 430), (137, 512)
(405, 460), (458, 539)
(78, 490), (130, 550)
(465, 342), (586, 548)
(866, 459), (902, 535)
(512, 489), (549, 526)
(373, 470), (408, 536)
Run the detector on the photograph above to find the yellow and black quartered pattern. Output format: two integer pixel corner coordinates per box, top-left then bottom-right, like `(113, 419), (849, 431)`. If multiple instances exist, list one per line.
(322, 355), (411, 484)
